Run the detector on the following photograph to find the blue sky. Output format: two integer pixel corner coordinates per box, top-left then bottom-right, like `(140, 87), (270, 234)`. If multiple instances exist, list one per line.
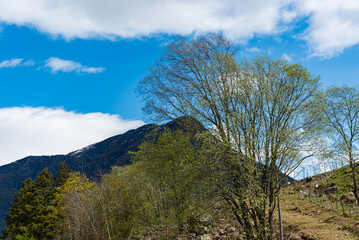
(0, 0), (359, 166)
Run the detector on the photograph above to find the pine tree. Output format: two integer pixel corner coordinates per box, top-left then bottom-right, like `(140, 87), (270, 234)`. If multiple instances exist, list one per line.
(4, 168), (55, 239)
(50, 161), (72, 237)
(4, 178), (36, 239)
(54, 162), (71, 188)
(31, 168), (55, 239)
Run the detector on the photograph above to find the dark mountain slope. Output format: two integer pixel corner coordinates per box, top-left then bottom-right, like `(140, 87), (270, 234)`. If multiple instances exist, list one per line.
(0, 116), (205, 230)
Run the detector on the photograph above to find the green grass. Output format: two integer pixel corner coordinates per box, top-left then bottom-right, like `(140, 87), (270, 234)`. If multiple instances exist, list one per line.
(318, 162), (359, 195)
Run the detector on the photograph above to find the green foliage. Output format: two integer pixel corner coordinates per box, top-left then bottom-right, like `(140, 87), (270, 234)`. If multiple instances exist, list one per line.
(52, 172), (96, 240)
(4, 163), (72, 240)
(321, 162), (359, 194)
(5, 169), (55, 239)
(107, 129), (216, 238)
(90, 173), (133, 238)
(15, 230), (35, 240)
(316, 86), (359, 201)
(137, 33), (321, 239)
(4, 178), (35, 239)
(54, 161), (72, 188)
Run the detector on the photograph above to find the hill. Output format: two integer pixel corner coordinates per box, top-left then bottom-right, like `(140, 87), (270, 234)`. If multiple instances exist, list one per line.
(0, 116), (205, 231)
(279, 163), (359, 239)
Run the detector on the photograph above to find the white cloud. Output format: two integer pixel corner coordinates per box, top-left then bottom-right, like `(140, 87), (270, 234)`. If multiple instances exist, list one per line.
(0, 58), (36, 68)
(22, 60), (35, 66)
(0, 107), (144, 166)
(282, 53), (294, 62)
(44, 57), (105, 74)
(0, 58), (23, 68)
(0, 0), (293, 41)
(244, 47), (261, 53)
(0, 1), (358, 58)
(295, 0), (359, 58)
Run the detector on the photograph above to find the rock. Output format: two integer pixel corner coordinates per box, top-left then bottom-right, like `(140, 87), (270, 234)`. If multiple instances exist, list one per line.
(288, 233), (302, 240)
(200, 234), (213, 240)
(330, 195), (337, 201)
(347, 192), (354, 197)
(323, 186), (339, 195)
(340, 193), (357, 203)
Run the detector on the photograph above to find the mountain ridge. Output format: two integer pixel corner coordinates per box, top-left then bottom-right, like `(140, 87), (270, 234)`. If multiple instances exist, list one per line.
(0, 116), (206, 230)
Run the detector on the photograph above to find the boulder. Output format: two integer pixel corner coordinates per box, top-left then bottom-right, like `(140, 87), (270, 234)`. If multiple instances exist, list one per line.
(323, 186), (339, 195)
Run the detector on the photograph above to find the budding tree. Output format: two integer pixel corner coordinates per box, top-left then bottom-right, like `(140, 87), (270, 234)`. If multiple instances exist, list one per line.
(137, 33), (321, 239)
(317, 86), (359, 202)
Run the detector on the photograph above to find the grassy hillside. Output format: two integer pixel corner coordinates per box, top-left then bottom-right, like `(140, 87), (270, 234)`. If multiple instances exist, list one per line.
(279, 163), (359, 240)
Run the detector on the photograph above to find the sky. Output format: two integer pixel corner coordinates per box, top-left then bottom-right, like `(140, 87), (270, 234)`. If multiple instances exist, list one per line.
(0, 0), (359, 166)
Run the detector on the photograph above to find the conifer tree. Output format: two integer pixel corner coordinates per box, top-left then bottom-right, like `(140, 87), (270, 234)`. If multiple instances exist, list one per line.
(31, 168), (55, 239)
(54, 162), (71, 188)
(4, 178), (36, 239)
(50, 161), (72, 237)
(4, 168), (55, 239)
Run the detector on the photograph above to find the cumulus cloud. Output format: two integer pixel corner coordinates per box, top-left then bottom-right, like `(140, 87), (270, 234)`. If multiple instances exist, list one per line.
(0, 58), (23, 68)
(44, 57), (105, 74)
(0, 0), (293, 40)
(294, 0), (359, 58)
(0, 107), (144, 166)
(0, 1), (358, 57)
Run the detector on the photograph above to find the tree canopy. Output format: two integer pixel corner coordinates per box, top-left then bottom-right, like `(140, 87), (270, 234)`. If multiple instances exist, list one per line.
(138, 33), (321, 239)
(317, 86), (359, 201)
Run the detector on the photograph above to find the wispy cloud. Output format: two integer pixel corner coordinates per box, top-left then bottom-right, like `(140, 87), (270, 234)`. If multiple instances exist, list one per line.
(44, 57), (105, 74)
(282, 53), (294, 62)
(244, 47), (261, 53)
(22, 60), (35, 66)
(0, 58), (23, 68)
(0, 107), (144, 166)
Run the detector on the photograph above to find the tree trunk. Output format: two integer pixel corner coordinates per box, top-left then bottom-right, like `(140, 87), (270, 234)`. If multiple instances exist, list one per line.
(349, 150), (359, 202)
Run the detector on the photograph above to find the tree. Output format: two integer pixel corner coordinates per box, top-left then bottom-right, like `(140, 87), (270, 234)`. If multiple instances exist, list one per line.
(5, 168), (55, 239)
(120, 129), (215, 238)
(54, 161), (72, 188)
(4, 164), (73, 240)
(52, 172), (96, 240)
(4, 178), (35, 239)
(137, 33), (321, 239)
(317, 86), (359, 201)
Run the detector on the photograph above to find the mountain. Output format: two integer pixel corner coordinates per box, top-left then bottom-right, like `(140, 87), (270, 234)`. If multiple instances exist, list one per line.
(0, 116), (205, 231)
